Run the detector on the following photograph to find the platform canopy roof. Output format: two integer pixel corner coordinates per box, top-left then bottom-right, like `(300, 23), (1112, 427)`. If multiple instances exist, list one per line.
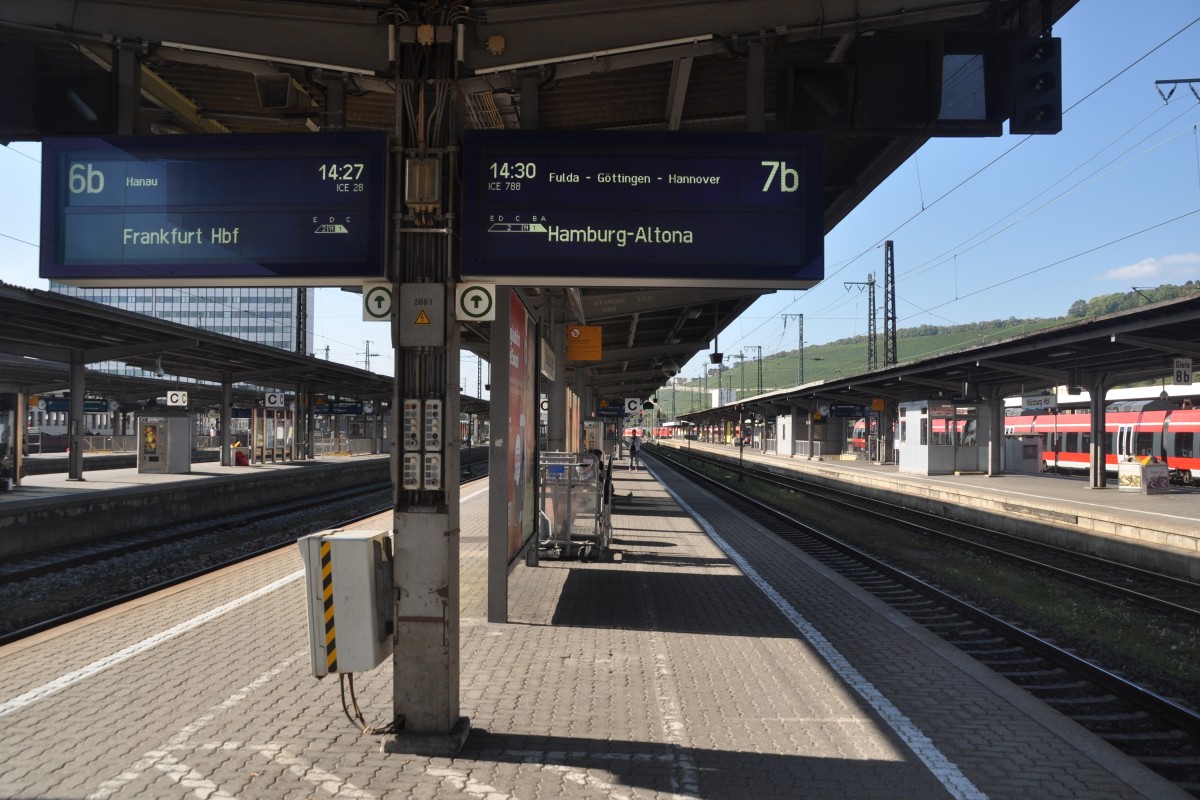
(1, 0), (1080, 405)
(682, 293), (1200, 425)
(0, 281), (396, 408)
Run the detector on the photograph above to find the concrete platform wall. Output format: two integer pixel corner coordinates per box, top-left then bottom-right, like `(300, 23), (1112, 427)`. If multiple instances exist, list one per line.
(0, 459), (389, 559)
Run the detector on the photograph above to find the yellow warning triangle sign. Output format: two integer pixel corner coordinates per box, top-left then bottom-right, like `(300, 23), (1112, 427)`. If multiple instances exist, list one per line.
(414, 310), (431, 325)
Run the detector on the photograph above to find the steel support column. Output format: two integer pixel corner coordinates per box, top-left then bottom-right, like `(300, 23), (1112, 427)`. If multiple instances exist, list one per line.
(383, 24), (467, 755)
(1088, 376), (1110, 488)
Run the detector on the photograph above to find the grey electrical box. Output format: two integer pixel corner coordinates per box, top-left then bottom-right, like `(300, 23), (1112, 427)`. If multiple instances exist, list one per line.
(299, 529), (393, 678)
(397, 283), (445, 347)
(405, 157), (441, 213)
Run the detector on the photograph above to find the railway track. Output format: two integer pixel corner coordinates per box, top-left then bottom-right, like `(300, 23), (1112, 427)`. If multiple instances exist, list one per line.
(665, 446), (1200, 618)
(2, 467), (488, 646)
(647, 447), (1200, 797)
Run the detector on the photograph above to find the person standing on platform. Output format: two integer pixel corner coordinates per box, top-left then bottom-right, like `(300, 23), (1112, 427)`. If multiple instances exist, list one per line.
(628, 433), (640, 471)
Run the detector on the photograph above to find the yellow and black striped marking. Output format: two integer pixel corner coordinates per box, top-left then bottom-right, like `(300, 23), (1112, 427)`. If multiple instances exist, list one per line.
(321, 540), (337, 673)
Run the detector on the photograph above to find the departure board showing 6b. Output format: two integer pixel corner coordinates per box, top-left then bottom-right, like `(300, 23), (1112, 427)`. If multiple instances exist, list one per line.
(40, 132), (388, 287)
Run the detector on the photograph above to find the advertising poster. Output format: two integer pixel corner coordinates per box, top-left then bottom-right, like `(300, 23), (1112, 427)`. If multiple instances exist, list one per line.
(142, 424), (159, 455)
(507, 292), (537, 559)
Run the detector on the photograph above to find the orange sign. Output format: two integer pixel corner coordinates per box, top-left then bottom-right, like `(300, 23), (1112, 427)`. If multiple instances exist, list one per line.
(566, 325), (602, 361)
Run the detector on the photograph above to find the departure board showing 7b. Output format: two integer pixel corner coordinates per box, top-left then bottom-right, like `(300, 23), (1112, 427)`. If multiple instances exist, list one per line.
(40, 132), (388, 287)
(461, 130), (823, 288)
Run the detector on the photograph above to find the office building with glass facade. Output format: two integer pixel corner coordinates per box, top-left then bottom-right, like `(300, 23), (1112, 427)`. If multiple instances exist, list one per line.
(49, 284), (315, 359)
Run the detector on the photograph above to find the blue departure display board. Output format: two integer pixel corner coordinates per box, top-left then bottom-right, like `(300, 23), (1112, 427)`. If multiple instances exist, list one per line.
(461, 130), (823, 288)
(40, 132), (388, 286)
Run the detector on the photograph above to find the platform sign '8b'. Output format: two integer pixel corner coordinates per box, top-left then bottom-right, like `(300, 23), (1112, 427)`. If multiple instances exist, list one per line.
(1174, 357), (1192, 385)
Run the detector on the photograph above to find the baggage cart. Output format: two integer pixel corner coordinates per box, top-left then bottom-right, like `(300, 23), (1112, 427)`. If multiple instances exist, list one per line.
(538, 451), (613, 559)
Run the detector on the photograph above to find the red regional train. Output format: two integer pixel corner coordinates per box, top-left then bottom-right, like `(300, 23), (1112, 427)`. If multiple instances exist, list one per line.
(622, 426), (674, 440)
(1004, 407), (1200, 485)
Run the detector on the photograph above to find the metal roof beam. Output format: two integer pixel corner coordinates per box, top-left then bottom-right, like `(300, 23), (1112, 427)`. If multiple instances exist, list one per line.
(0, 337), (200, 365)
(588, 368), (672, 387)
(4, 0), (391, 73)
(975, 359), (1068, 384)
(580, 288), (760, 321)
(666, 56), (693, 131)
(1110, 333), (1200, 359)
(87, 338), (202, 365)
(880, 375), (961, 392)
(467, 0), (992, 71)
(80, 45), (229, 134)
(600, 342), (700, 362)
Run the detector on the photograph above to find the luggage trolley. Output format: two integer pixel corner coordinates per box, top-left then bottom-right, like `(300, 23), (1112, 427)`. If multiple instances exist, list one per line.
(538, 451), (613, 560)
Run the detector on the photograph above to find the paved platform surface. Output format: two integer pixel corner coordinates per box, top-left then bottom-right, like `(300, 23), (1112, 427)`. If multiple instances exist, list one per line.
(0, 454), (1186, 799)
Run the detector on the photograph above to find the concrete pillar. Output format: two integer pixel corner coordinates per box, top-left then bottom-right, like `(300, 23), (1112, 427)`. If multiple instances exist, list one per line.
(221, 375), (233, 466)
(67, 354), (84, 481)
(986, 396), (1004, 476)
(545, 304), (567, 452)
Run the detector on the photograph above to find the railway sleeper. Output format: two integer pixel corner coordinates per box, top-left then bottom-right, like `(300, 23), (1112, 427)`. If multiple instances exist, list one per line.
(971, 653), (1042, 664)
(985, 667), (1065, 678)
(1045, 694), (1120, 708)
(872, 585), (919, 595)
(1015, 680), (1091, 691)
(953, 639), (1012, 651)
(1099, 729), (1189, 743)
(1138, 755), (1200, 766)
(1072, 711), (1150, 723)
(888, 599), (939, 610)
(918, 617), (978, 629)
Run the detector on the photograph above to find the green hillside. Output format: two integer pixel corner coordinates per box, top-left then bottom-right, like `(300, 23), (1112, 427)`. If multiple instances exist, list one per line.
(658, 282), (1200, 416)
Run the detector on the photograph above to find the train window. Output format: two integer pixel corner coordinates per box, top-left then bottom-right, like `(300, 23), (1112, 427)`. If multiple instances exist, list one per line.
(1042, 433), (1051, 450)
(1135, 431), (1155, 456)
(957, 418), (977, 446)
(1173, 432), (1192, 458)
(1080, 432), (1090, 453)
(1066, 433), (1078, 452)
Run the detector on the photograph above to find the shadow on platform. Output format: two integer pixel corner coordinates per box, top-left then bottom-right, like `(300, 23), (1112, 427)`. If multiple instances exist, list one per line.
(549, 570), (795, 638)
(458, 729), (928, 797)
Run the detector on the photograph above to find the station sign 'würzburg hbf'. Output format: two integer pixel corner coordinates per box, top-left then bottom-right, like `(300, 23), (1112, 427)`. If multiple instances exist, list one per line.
(461, 130), (824, 289)
(39, 132), (388, 287)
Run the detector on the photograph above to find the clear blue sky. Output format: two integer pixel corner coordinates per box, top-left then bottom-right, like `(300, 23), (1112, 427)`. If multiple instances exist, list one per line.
(692, 0), (1200, 385)
(2, 0), (1198, 399)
